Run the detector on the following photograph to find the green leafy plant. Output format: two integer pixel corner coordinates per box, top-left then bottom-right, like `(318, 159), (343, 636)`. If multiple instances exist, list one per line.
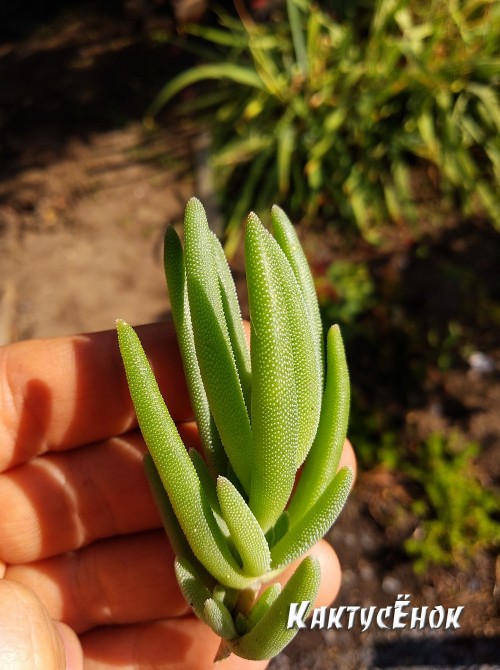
(404, 433), (500, 573)
(116, 198), (353, 660)
(148, 0), (500, 249)
(317, 259), (375, 326)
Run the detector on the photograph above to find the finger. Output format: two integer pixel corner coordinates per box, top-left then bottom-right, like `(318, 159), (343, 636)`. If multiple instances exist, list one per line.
(0, 420), (201, 564)
(0, 579), (83, 670)
(0, 431), (158, 563)
(339, 438), (357, 480)
(81, 616), (269, 670)
(55, 622), (84, 670)
(0, 323), (191, 471)
(6, 531), (189, 633)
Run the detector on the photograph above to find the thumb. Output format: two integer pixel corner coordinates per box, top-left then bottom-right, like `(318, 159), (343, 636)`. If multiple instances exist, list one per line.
(0, 579), (83, 670)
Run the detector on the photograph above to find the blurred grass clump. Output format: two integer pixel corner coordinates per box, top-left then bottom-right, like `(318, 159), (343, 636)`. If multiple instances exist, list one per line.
(404, 433), (500, 573)
(148, 0), (500, 249)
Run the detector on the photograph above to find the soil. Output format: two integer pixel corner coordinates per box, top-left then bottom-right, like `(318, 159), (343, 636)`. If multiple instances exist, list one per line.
(1, 5), (499, 669)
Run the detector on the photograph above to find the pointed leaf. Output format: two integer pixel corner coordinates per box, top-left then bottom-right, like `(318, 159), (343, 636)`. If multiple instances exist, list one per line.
(204, 598), (238, 640)
(271, 204), (323, 381)
(217, 476), (271, 577)
(263, 213), (322, 464)
(287, 324), (350, 521)
(117, 320), (254, 588)
(245, 213), (298, 531)
(184, 198), (252, 492)
(271, 467), (354, 570)
(164, 225), (226, 474)
(147, 63), (264, 118)
(226, 556), (320, 660)
(209, 230), (251, 410)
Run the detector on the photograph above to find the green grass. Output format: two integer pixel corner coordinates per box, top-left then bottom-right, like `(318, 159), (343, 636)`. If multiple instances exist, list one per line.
(404, 433), (500, 573)
(148, 0), (500, 250)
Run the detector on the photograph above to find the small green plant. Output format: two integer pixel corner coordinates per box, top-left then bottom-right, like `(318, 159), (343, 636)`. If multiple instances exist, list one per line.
(147, 0), (500, 248)
(404, 433), (500, 573)
(317, 259), (375, 326)
(117, 198), (353, 660)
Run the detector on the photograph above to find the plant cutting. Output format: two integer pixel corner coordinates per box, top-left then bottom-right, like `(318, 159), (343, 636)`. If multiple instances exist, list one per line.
(117, 197), (353, 661)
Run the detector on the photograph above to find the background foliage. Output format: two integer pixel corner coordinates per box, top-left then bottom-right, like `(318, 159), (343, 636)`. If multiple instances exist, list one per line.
(150, 0), (500, 250)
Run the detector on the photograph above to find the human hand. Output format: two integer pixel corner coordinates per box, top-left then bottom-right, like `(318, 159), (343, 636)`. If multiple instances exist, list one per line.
(0, 323), (355, 669)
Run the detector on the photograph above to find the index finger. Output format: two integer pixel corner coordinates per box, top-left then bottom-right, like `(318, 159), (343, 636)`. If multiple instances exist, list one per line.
(0, 322), (191, 471)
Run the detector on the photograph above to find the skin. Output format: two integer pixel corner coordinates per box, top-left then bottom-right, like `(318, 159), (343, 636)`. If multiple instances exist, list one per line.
(0, 322), (356, 670)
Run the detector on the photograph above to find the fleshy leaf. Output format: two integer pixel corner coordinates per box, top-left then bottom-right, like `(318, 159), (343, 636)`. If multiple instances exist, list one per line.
(217, 476), (271, 577)
(266, 511), (290, 549)
(204, 598), (238, 640)
(261, 215), (322, 464)
(271, 204), (324, 379)
(174, 556), (212, 621)
(144, 453), (203, 571)
(287, 324), (350, 521)
(246, 582), (282, 630)
(117, 319), (254, 589)
(213, 584), (238, 611)
(189, 449), (229, 538)
(163, 225), (226, 474)
(184, 198), (252, 492)
(226, 556), (320, 660)
(271, 466), (354, 570)
(245, 213), (298, 531)
(209, 230), (251, 411)
(235, 612), (249, 636)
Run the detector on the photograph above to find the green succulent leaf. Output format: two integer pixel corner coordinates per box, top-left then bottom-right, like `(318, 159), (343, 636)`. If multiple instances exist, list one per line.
(266, 511), (290, 549)
(217, 475), (271, 577)
(163, 225), (226, 474)
(213, 584), (238, 611)
(209, 230), (251, 411)
(184, 198), (252, 493)
(226, 555), (321, 660)
(175, 556), (213, 621)
(144, 453), (200, 567)
(189, 449), (229, 538)
(287, 324), (350, 521)
(271, 204), (324, 378)
(117, 319), (254, 589)
(245, 213), (299, 531)
(246, 582), (282, 630)
(204, 598), (238, 640)
(271, 466), (354, 570)
(235, 612), (249, 636)
(262, 212), (323, 465)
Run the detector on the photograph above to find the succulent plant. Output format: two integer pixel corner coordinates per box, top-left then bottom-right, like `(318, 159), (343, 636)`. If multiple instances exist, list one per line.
(117, 198), (353, 661)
